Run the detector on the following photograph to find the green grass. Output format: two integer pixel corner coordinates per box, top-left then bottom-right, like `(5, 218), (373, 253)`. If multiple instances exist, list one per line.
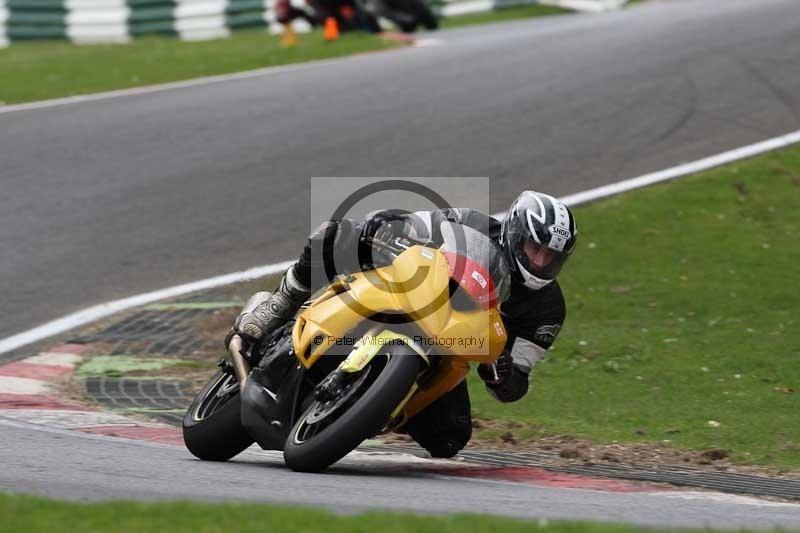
(0, 5), (575, 106)
(440, 3), (571, 29)
(0, 30), (397, 104)
(75, 355), (215, 378)
(0, 492), (795, 533)
(468, 144), (800, 469)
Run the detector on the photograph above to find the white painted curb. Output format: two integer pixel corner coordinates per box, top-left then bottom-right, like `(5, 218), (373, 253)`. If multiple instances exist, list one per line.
(2, 128), (800, 355)
(540, 0), (628, 13)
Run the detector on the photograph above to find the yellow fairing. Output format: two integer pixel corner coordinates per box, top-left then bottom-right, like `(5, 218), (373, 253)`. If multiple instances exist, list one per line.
(339, 330), (427, 373)
(291, 245), (508, 421)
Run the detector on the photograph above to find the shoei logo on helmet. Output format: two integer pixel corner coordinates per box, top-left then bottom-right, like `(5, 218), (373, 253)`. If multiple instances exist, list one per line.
(550, 225), (571, 239)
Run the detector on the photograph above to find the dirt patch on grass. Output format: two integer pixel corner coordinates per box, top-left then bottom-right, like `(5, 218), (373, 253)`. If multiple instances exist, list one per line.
(465, 418), (800, 480)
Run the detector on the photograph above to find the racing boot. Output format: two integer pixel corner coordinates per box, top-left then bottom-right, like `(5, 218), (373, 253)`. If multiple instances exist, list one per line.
(227, 266), (310, 349)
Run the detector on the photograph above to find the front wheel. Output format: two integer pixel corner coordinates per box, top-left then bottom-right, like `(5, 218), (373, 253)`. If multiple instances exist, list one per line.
(183, 370), (254, 461)
(283, 345), (422, 472)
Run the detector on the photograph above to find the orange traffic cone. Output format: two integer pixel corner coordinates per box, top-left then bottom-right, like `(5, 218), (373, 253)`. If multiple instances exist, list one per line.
(323, 17), (339, 41)
(280, 22), (298, 48)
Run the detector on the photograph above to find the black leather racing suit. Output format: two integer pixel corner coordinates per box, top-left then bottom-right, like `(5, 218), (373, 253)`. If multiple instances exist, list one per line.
(289, 208), (567, 458)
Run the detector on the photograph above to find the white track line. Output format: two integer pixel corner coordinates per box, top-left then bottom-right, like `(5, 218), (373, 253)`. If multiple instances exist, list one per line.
(540, 0), (628, 13)
(0, 48), (409, 116)
(0, 35), (446, 116)
(558, 129), (800, 207)
(0, 261), (293, 355)
(2, 129), (800, 355)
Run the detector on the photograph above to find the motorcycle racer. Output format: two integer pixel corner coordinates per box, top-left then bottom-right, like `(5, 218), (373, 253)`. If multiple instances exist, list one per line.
(226, 191), (578, 458)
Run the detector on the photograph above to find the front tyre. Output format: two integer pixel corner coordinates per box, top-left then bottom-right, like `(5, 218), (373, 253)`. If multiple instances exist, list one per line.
(284, 345), (421, 472)
(183, 370), (254, 461)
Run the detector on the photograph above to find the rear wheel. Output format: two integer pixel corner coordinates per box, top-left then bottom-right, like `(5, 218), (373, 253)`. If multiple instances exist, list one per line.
(283, 345), (421, 472)
(182, 370), (254, 461)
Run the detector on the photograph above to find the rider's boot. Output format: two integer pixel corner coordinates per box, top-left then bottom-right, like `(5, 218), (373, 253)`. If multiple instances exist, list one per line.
(233, 266), (310, 346)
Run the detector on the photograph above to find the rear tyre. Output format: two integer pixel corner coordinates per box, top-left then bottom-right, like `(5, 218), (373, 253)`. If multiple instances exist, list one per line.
(183, 370), (254, 461)
(283, 345), (421, 472)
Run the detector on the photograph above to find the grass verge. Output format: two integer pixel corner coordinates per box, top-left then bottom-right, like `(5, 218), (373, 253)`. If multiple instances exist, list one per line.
(468, 144), (800, 469)
(0, 31), (397, 105)
(76, 355), (216, 378)
(440, 4), (571, 29)
(0, 492), (793, 533)
(0, 5), (575, 106)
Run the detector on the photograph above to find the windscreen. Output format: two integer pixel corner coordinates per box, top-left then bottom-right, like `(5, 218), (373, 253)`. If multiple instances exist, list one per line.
(438, 222), (511, 309)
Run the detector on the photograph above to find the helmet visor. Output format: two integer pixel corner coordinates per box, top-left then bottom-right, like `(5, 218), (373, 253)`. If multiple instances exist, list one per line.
(506, 214), (569, 281)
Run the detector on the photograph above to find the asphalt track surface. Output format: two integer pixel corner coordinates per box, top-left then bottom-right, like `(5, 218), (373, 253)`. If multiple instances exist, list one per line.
(3, 419), (800, 529)
(3, 0), (800, 344)
(3, 0), (800, 527)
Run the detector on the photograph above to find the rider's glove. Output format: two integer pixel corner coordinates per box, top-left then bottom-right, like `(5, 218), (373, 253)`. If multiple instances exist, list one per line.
(477, 349), (513, 384)
(362, 211), (406, 243)
(359, 211), (407, 268)
(478, 350), (530, 403)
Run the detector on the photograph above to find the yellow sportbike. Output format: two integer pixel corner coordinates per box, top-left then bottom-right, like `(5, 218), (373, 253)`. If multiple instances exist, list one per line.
(183, 222), (512, 472)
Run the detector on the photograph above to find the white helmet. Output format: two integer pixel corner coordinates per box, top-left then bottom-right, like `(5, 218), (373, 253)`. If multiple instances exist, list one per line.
(500, 191), (578, 290)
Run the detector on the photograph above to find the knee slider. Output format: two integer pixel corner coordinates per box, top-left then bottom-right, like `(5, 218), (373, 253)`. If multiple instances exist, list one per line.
(426, 440), (464, 459)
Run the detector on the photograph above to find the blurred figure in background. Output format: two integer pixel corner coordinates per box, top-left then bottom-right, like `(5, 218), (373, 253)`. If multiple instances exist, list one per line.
(275, 0), (437, 34)
(275, 0), (381, 33)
